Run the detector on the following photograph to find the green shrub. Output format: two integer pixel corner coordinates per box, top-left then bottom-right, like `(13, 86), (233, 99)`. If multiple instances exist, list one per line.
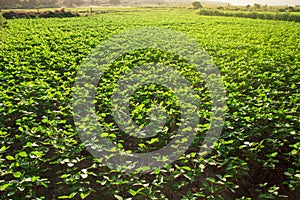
(198, 9), (300, 22)
(2, 9), (79, 19)
(0, 14), (7, 28)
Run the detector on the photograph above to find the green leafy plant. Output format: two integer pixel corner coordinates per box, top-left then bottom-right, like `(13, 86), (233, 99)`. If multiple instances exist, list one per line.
(0, 14), (7, 28)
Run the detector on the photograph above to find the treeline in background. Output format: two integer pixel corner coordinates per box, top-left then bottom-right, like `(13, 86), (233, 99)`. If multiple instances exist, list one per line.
(0, 0), (128, 9)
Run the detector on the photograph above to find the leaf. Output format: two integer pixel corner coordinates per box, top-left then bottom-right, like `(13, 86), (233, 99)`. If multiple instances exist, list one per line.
(206, 177), (216, 183)
(141, 166), (150, 171)
(129, 189), (137, 196)
(80, 173), (88, 179)
(6, 155), (14, 160)
(32, 176), (40, 182)
(0, 146), (9, 152)
(13, 171), (22, 178)
(7, 191), (15, 197)
(80, 191), (91, 199)
(39, 181), (48, 188)
(58, 192), (77, 199)
(181, 137), (188, 143)
(182, 166), (191, 171)
(60, 174), (69, 179)
(67, 162), (74, 167)
(1, 183), (12, 190)
(147, 138), (159, 144)
(26, 142), (39, 147)
(19, 151), (28, 157)
(114, 194), (124, 200)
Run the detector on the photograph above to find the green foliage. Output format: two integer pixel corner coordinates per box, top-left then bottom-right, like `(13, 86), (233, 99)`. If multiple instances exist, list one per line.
(0, 8), (299, 200)
(2, 9), (79, 19)
(198, 9), (300, 22)
(0, 14), (7, 28)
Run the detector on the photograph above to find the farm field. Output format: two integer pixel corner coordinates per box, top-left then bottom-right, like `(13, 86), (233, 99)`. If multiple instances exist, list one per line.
(0, 8), (299, 200)
(197, 9), (300, 22)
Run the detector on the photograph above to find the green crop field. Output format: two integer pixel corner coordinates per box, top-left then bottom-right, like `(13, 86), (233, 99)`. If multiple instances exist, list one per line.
(0, 8), (299, 200)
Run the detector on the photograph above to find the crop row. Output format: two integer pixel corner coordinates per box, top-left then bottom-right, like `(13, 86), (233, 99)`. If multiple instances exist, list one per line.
(198, 9), (300, 22)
